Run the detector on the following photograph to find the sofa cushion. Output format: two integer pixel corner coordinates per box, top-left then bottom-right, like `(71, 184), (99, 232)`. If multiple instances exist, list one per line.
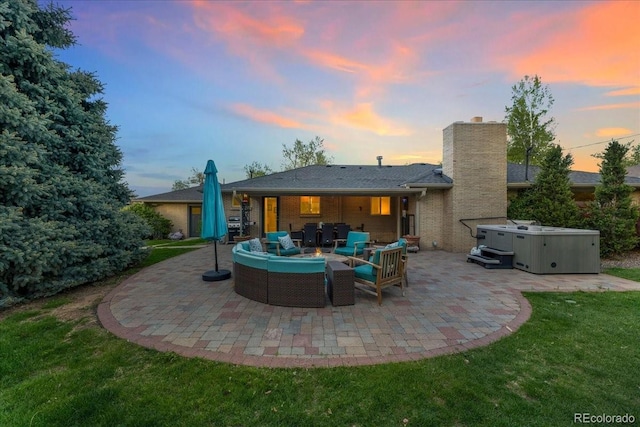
(268, 257), (325, 274)
(384, 239), (407, 255)
(248, 238), (263, 252)
(397, 238), (408, 253)
(278, 234), (295, 250)
(235, 250), (270, 269)
(372, 249), (382, 265)
(346, 231), (368, 248)
(276, 247), (302, 256)
(354, 264), (376, 283)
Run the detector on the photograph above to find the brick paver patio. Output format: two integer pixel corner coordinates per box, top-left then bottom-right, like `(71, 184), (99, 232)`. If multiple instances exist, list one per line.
(98, 245), (640, 368)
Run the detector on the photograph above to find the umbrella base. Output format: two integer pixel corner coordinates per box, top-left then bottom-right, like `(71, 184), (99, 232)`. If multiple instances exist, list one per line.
(202, 269), (231, 282)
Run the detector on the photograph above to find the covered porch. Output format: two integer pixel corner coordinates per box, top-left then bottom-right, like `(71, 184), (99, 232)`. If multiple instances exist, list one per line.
(227, 191), (422, 244)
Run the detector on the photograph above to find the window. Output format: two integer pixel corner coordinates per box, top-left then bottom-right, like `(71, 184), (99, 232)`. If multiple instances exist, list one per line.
(371, 196), (391, 215)
(300, 196), (321, 215)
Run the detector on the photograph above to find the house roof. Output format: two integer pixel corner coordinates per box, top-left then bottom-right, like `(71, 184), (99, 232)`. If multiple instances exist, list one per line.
(220, 163), (452, 195)
(135, 185), (204, 203)
(134, 162), (640, 203)
(507, 163), (640, 188)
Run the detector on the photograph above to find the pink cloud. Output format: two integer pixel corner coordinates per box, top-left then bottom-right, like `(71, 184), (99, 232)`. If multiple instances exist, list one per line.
(333, 103), (412, 136)
(185, 1), (444, 97)
(187, 1), (305, 83)
(229, 104), (308, 129)
(191, 1), (304, 46)
(596, 128), (634, 138)
(606, 87), (640, 97)
(576, 102), (640, 111)
(500, 1), (640, 87)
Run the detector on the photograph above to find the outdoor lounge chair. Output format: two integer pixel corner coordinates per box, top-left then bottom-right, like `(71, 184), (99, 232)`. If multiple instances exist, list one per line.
(333, 231), (370, 257)
(349, 247), (404, 305)
(263, 231), (302, 256)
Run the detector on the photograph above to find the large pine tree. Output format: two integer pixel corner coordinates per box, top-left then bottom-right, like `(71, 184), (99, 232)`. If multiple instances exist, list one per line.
(1, 1), (148, 303)
(508, 145), (579, 227)
(588, 140), (639, 256)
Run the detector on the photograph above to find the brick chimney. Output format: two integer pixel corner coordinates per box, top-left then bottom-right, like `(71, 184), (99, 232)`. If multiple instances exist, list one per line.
(441, 117), (507, 252)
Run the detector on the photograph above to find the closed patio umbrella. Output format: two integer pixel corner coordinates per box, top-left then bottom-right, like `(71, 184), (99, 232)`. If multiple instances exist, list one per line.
(201, 159), (231, 281)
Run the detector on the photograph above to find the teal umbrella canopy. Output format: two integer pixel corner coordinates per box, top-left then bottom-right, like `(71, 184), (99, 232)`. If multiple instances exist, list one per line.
(201, 160), (228, 241)
(201, 160), (231, 281)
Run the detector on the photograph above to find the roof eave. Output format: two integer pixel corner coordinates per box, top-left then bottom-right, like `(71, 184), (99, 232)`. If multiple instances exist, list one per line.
(401, 183), (453, 189)
(134, 198), (203, 204)
(508, 182), (640, 189)
(222, 187), (435, 195)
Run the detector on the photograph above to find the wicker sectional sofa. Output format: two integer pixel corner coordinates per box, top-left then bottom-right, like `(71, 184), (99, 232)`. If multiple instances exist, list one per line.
(232, 242), (326, 307)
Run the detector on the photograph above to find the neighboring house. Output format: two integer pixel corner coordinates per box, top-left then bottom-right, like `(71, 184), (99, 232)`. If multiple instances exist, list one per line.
(134, 118), (640, 252)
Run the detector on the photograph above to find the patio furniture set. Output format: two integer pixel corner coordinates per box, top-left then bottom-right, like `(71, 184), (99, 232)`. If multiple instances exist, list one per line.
(231, 232), (407, 307)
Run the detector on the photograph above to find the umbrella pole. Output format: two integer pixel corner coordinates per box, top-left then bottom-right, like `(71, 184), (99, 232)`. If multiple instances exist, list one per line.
(202, 239), (231, 282)
(214, 240), (219, 272)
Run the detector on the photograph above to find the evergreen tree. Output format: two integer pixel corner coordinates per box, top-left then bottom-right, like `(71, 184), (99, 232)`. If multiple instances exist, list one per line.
(1, 1), (148, 303)
(588, 140), (639, 257)
(507, 145), (579, 227)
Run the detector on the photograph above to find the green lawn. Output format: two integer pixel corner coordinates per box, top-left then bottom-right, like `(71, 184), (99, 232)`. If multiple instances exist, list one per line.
(1, 253), (639, 426)
(604, 267), (640, 282)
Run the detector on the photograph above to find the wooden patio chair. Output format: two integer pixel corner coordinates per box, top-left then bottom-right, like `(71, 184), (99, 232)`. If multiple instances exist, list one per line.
(349, 247), (404, 305)
(333, 231), (370, 257)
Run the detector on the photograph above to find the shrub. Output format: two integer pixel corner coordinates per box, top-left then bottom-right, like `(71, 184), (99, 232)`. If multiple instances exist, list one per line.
(124, 204), (173, 239)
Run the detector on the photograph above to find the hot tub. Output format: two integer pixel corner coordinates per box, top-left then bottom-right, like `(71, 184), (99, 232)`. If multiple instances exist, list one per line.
(477, 225), (600, 274)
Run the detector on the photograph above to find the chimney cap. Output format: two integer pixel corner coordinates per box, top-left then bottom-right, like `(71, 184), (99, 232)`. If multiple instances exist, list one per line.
(376, 155), (383, 167)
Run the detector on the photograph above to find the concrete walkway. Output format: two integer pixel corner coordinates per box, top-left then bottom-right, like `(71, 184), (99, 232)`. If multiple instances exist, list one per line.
(98, 244), (640, 368)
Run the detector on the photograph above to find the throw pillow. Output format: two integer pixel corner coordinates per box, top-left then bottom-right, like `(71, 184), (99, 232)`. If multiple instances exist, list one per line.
(385, 241), (399, 249)
(248, 238), (263, 252)
(278, 234), (296, 250)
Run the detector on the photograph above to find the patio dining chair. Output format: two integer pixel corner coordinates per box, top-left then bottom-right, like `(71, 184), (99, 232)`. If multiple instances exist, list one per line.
(320, 223), (334, 248)
(349, 247), (404, 305)
(335, 223), (351, 245)
(303, 223), (318, 247)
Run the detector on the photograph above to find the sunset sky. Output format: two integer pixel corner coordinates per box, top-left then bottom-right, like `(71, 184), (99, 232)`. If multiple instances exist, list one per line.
(51, 0), (640, 197)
